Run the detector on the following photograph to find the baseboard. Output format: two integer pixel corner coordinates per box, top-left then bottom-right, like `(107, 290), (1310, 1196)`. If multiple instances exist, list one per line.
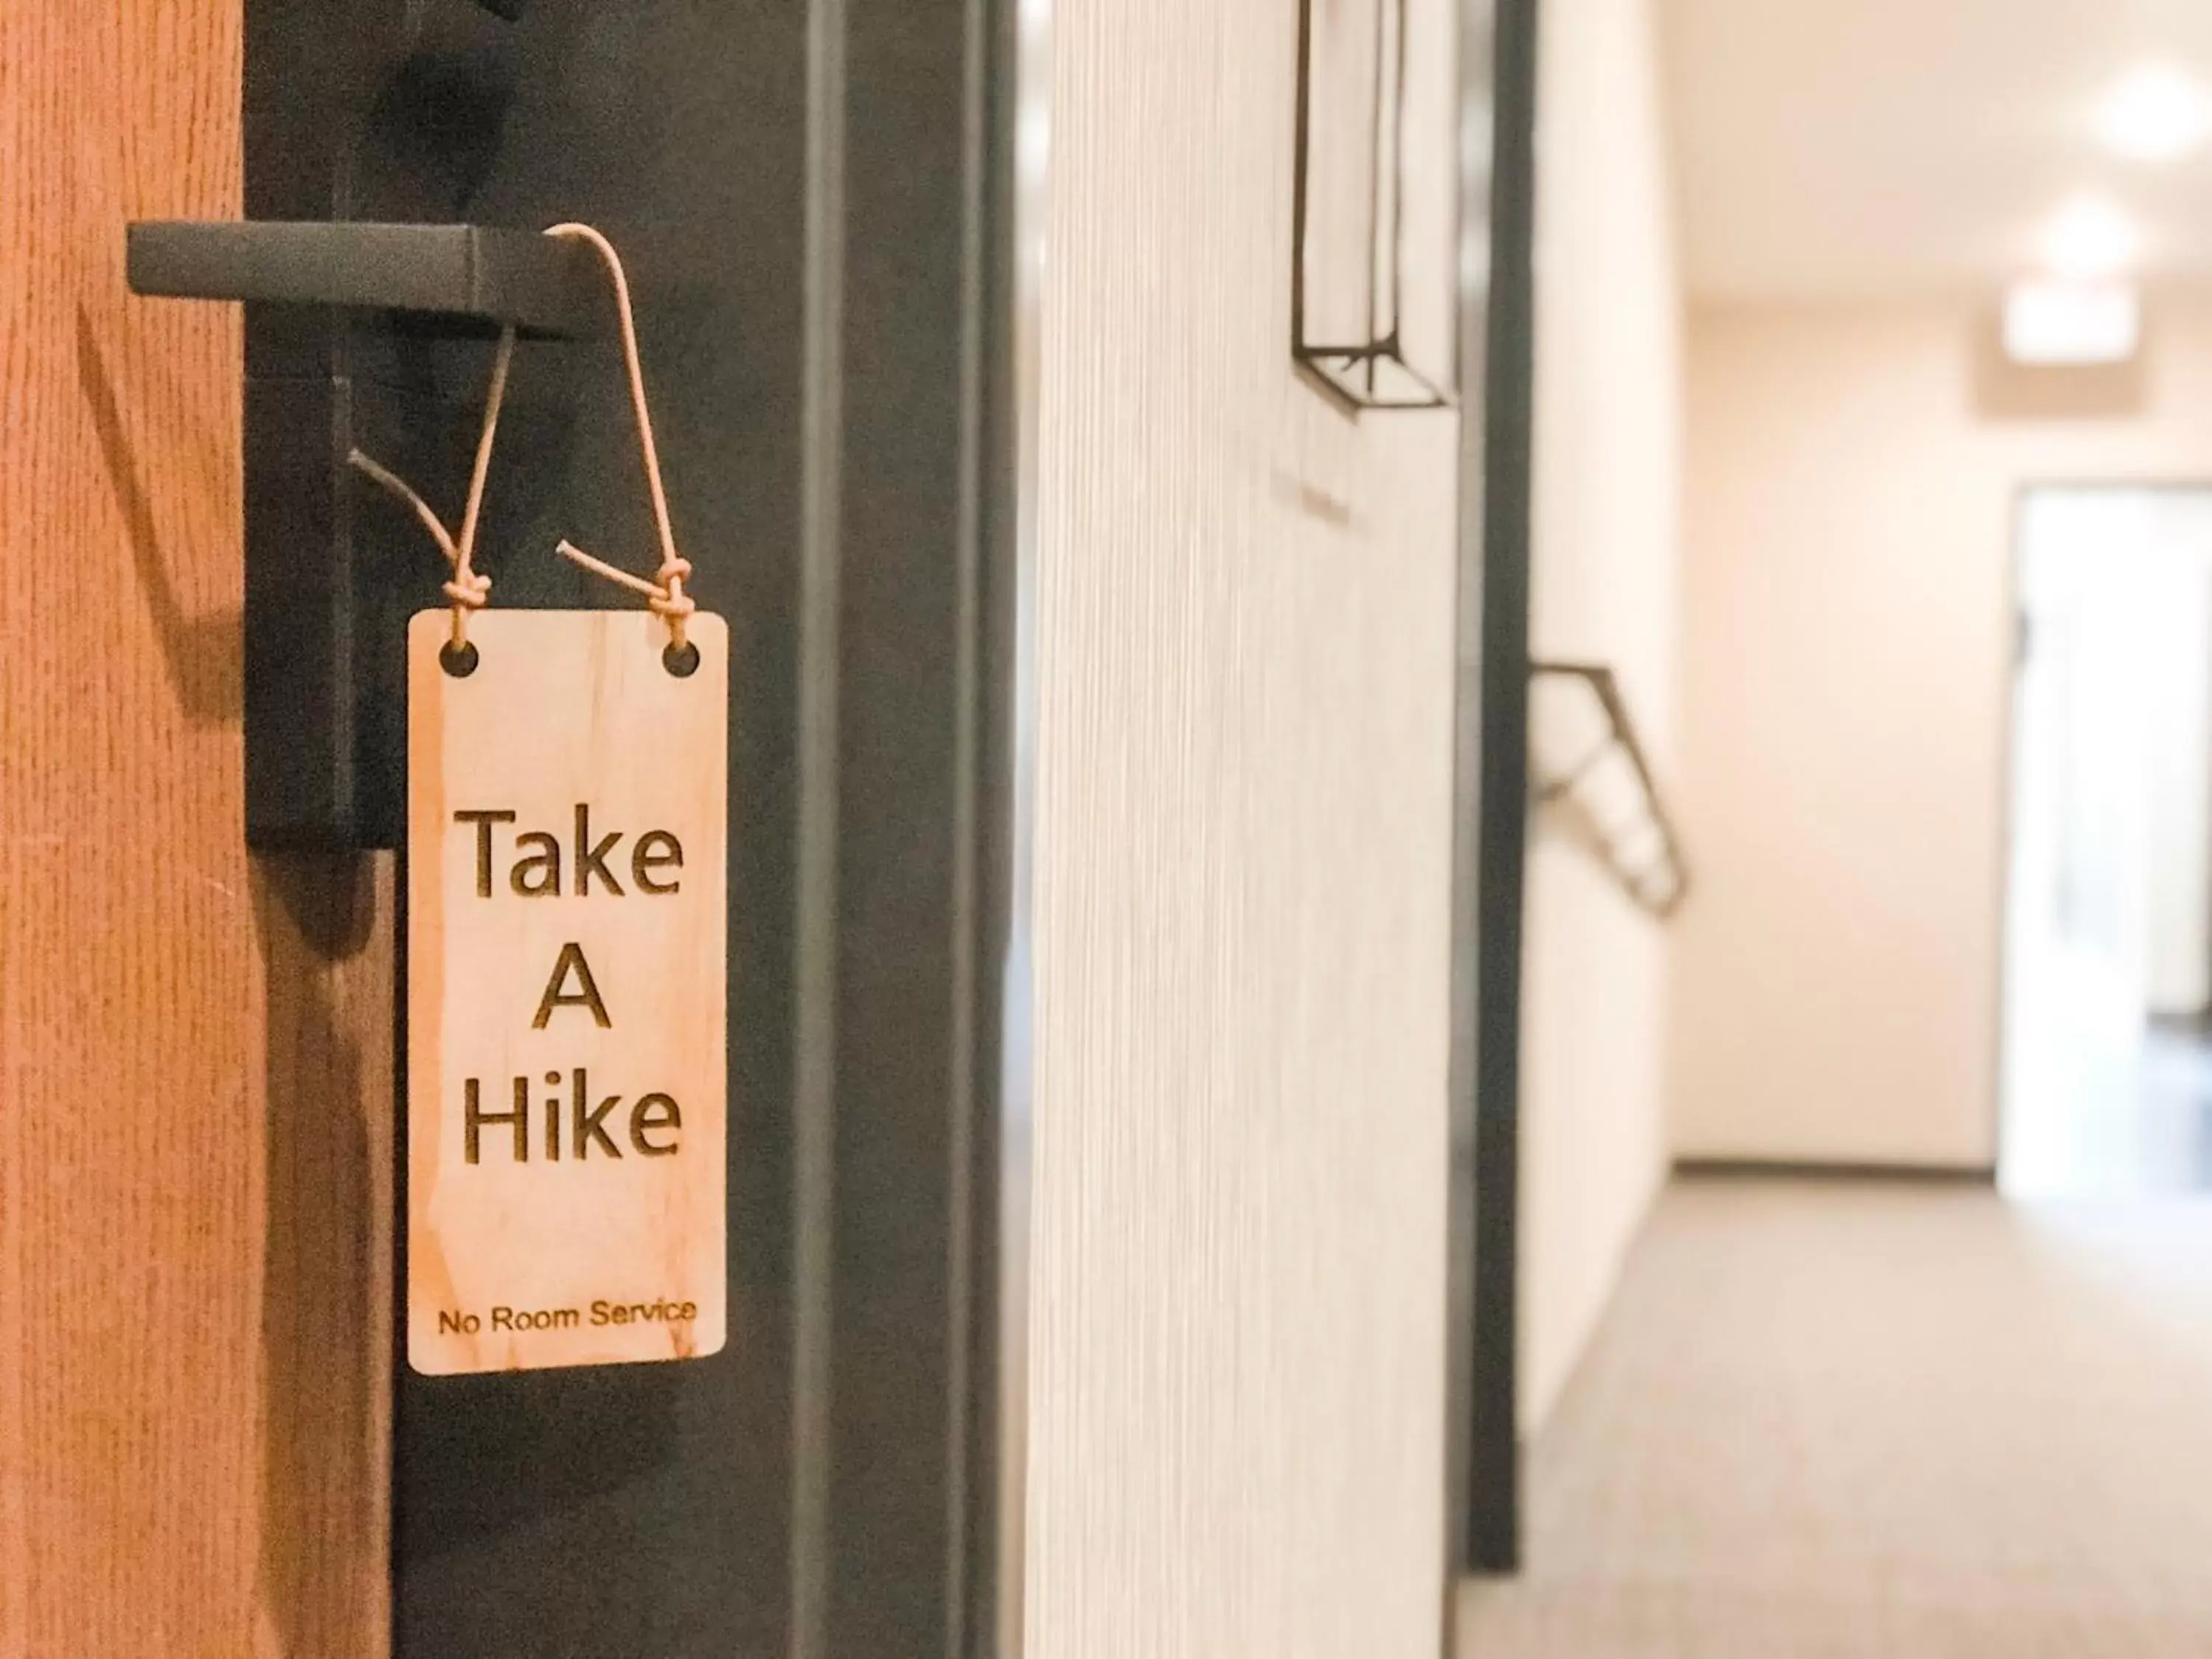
(1673, 1157), (1997, 1186)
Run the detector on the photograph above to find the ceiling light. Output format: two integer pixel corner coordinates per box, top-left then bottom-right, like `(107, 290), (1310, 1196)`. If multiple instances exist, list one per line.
(2037, 197), (2141, 280)
(2095, 63), (2212, 163)
(2003, 279), (2141, 366)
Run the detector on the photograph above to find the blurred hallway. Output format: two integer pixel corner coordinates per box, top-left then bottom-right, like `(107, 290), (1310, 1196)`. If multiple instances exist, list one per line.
(2005, 1004), (2212, 1201)
(2001, 488), (2212, 1204)
(1458, 1178), (2212, 1657)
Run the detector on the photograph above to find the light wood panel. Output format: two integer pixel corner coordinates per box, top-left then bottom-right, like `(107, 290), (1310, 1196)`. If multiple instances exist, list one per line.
(406, 611), (727, 1375)
(0, 4), (392, 1654)
(1027, 0), (1460, 1655)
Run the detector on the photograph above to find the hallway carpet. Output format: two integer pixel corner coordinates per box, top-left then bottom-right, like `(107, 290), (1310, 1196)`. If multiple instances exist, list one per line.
(1457, 1178), (2212, 1657)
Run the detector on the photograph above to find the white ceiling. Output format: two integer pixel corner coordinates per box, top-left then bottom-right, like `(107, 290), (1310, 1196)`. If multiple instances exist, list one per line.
(1663, 0), (2212, 299)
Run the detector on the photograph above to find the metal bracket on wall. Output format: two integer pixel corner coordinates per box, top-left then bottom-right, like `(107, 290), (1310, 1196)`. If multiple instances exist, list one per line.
(125, 220), (602, 851)
(1290, 0), (1458, 410)
(1528, 661), (1690, 917)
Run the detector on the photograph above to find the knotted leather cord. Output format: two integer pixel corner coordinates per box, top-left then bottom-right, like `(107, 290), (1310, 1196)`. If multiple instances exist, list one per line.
(347, 324), (518, 651)
(543, 223), (695, 652)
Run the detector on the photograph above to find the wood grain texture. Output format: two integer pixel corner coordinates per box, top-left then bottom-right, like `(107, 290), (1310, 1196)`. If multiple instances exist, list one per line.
(254, 857), (394, 1659)
(406, 611), (728, 1374)
(1026, 2), (1461, 1655)
(0, 3), (392, 1654)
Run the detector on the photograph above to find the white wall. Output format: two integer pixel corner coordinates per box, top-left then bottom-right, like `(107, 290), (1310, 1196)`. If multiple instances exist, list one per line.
(1676, 299), (2212, 1166)
(1023, 0), (1459, 1653)
(1517, 0), (1683, 1434)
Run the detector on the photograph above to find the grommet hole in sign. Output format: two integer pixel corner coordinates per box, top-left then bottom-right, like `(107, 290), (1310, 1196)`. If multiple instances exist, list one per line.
(394, 225), (731, 1377)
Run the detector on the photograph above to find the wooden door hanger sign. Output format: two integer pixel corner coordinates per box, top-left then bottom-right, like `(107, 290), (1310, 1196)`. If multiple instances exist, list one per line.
(391, 226), (728, 1374)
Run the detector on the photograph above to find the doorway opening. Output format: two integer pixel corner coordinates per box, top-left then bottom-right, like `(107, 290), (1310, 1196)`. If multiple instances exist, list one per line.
(2001, 485), (2212, 1200)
